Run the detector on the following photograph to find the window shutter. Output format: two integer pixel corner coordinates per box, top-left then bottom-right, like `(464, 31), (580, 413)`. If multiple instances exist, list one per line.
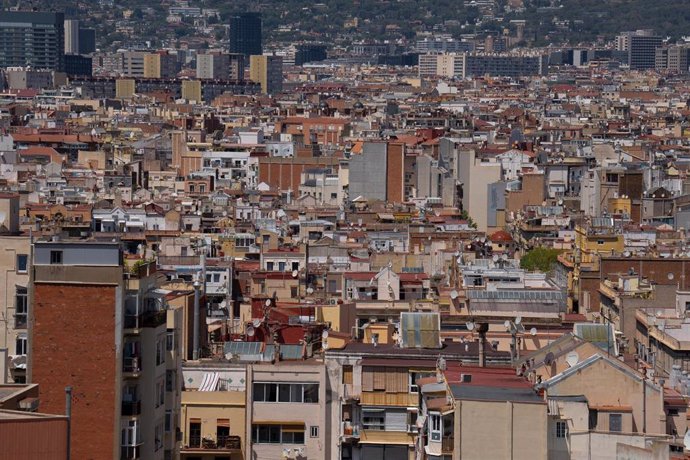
(362, 367), (374, 392)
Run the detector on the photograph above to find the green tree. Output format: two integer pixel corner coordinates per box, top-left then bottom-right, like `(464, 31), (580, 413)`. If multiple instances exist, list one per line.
(520, 247), (562, 273)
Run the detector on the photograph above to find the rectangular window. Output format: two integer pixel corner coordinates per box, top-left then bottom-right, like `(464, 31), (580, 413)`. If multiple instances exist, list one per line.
(16, 254), (28, 273)
(165, 410), (172, 432)
(278, 262), (286, 272)
(409, 371), (435, 393)
(166, 329), (175, 351)
(15, 286), (27, 329)
(189, 421), (201, 448)
(252, 382), (318, 403)
(362, 409), (385, 430)
(266, 261), (274, 271)
(253, 424), (306, 444)
(15, 334), (27, 355)
(166, 370), (175, 392)
(609, 414), (622, 432)
(50, 250), (63, 264)
(556, 420), (568, 438)
(429, 413), (441, 441)
(343, 365), (353, 385)
(310, 426), (319, 438)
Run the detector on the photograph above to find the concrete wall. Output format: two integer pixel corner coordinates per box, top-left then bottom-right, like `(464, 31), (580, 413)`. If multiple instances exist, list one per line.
(458, 400), (548, 460)
(349, 143), (388, 202)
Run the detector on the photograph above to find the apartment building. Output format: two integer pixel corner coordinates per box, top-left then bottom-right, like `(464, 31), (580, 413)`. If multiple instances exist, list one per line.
(246, 360), (329, 460)
(0, 11), (65, 71)
(249, 55), (283, 95)
(29, 239), (180, 460)
(0, 194), (28, 383)
(180, 363), (246, 460)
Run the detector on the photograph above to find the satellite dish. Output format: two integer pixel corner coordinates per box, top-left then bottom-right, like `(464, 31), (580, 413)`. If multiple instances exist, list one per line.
(623, 251), (631, 258)
(292, 270), (299, 278)
(530, 327), (537, 336)
(501, 254), (508, 261)
(322, 329), (329, 339)
(684, 430), (690, 451)
(265, 299), (272, 307)
(566, 351), (580, 367)
(306, 287), (314, 295)
(515, 316), (522, 325)
(492, 254), (499, 262)
(544, 352), (555, 366)
(466, 321), (475, 331)
(246, 324), (255, 337)
(504, 320), (511, 330)
(450, 290), (459, 300)
(252, 319), (262, 328)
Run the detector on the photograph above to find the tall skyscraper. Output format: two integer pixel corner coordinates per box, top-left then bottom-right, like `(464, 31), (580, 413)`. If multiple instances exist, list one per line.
(629, 34), (663, 70)
(229, 12), (262, 61)
(78, 28), (96, 54)
(64, 19), (79, 55)
(0, 11), (65, 71)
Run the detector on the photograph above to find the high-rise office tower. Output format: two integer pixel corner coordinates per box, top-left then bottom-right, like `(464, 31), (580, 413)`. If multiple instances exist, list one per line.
(64, 19), (79, 55)
(229, 12), (262, 61)
(629, 34), (663, 70)
(249, 54), (283, 94)
(78, 28), (96, 54)
(0, 11), (65, 71)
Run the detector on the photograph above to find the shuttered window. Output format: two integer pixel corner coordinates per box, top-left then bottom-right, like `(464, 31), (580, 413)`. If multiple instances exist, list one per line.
(343, 365), (353, 385)
(362, 367), (374, 391)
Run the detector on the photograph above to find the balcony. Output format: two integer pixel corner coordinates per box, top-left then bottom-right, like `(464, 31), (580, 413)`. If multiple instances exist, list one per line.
(14, 314), (27, 329)
(123, 356), (141, 374)
(182, 434), (242, 454)
(120, 445), (141, 460)
(124, 310), (166, 330)
(341, 422), (360, 439)
(121, 400), (141, 416)
(343, 384), (361, 401)
(442, 436), (454, 454)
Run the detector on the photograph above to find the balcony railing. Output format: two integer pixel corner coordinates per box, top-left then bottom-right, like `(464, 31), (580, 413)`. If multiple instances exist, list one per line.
(194, 435), (242, 450)
(442, 436), (454, 453)
(124, 310), (166, 329)
(123, 356), (141, 373)
(343, 384), (361, 401)
(189, 435), (201, 448)
(121, 400), (141, 416)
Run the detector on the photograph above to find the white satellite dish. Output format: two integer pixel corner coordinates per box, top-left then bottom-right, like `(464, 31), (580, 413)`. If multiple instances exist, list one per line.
(515, 316), (522, 325)
(450, 290), (459, 300)
(252, 319), (262, 328)
(292, 270), (299, 278)
(246, 324), (255, 337)
(492, 254), (499, 262)
(504, 320), (511, 330)
(566, 351), (580, 367)
(466, 322), (475, 331)
(501, 254), (508, 261)
(265, 299), (272, 307)
(306, 287), (314, 295)
(530, 327), (537, 336)
(322, 329), (329, 339)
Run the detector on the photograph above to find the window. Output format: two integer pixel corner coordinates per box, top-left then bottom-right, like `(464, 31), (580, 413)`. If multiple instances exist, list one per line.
(166, 370), (175, 392)
(155, 421), (164, 451)
(165, 410), (172, 432)
(213, 273), (220, 283)
(266, 262), (274, 271)
(278, 262), (286, 272)
(429, 413), (441, 441)
(16, 254), (28, 273)
(50, 250), (63, 264)
(362, 409), (385, 431)
(15, 334), (27, 355)
(409, 371), (435, 393)
(343, 365), (353, 385)
(189, 185), (195, 193)
(310, 426), (319, 438)
(556, 420), (568, 438)
(217, 419), (230, 444)
(609, 413), (622, 432)
(15, 286), (27, 329)
(156, 338), (166, 366)
(253, 382), (319, 403)
(252, 424), (304, 444)
(292, 262), (300, 271)
(189, 420), (201, 447)
(156, 379), (165, 408)
(166, 329), (175, 351)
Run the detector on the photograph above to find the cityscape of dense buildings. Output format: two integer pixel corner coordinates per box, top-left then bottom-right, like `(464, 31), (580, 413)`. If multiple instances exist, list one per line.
(2, 4), (690, 460)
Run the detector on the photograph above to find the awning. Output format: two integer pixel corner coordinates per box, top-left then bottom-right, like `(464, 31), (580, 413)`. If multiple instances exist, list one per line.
(198, 372), (220, 391)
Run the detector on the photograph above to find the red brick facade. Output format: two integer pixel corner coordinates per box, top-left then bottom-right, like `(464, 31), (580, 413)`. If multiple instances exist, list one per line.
(32, 283), (117, 460)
